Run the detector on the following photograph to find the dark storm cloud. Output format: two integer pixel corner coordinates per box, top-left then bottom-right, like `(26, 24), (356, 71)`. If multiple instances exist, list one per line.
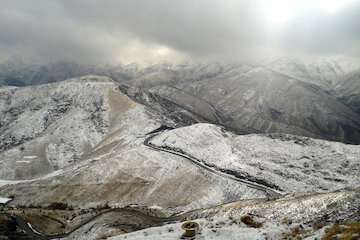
(59, 0), (263, 56)
(0, 1), (126, 63)
(0, 0), (359, 64)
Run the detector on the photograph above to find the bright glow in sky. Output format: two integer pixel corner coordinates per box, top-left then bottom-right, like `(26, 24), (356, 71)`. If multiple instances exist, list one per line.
(262, 0), (356, 25)
(1, 0), (359, 64)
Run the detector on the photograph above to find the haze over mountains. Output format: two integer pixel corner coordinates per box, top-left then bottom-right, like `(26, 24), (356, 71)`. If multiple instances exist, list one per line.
(1, 0), (360, 239)
(3, 57), (359, 144)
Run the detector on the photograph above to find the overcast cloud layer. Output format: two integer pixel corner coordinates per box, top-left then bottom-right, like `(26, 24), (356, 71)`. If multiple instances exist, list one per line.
(1, 0), (359, 64)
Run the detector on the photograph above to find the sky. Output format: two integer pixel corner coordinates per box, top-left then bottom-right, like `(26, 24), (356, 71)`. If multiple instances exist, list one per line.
(0, 0), (359, 65)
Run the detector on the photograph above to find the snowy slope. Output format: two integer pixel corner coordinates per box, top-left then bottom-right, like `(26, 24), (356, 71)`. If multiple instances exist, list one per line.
(0, 60), (231, 87)
(150, 124), (360, 193)
(0, 76), (131, 179)
(107, 189), (359, 240)
(266, 57), (359, 90)
(336, 70), (360, 114)
(0, 74), (359, 239)
(171, 67), (360, 144)
(0, 80), (266, 212)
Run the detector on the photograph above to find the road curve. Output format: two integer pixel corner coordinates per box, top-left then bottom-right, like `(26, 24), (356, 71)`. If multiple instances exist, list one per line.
(13, 209), (115, 240)
(11, 125), (284, 239)
(12, 208), (171, 240)
(144, 126), (285, 199)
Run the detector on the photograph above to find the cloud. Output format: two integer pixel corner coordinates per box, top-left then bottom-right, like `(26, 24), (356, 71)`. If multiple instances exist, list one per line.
(0, 0), (359, 64)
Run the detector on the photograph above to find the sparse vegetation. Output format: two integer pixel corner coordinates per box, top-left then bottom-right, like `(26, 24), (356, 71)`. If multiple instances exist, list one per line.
(240, 215), (263, 228)
(322, 222), (360, 240)
(282, 226), (308, 240)
(47, 202), (73, 210)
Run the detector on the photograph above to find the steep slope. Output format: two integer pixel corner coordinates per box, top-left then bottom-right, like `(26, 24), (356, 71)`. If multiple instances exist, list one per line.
(150, 124), (360, 193)
(170, 67), (360, 144)
(107, 189), (360, 240)
(129, 62), (245, 89)
(0, 76), (131, 179)
(0, 121), (265, 212)
(266, 57), (359, 91)
(0, 78), (266, 212)
(336, 70), (360, 114)
(1, 77), (359, 239)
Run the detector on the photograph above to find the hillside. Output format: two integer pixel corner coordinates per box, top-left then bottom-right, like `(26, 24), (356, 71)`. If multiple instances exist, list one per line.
(0, 76), (135, 179)
(150, 124), (360, 193)
(336, 70), (360, 114)
(266, 57), (359, 91)
(0, 73), (359, 239)
(0, 77), (267, 212)
(158, 67), (360, 144)
(107, 189), (360, 240)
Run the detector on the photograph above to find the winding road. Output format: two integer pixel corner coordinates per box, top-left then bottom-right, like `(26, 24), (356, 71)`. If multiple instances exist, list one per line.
(10, 208), (172, 240)
(9, 125), (284, 239)
(144, 126), (284, 199)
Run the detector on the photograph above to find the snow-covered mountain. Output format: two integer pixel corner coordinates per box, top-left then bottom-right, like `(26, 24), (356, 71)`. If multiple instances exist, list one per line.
(0, 76), (132, 179)
(143, 66), (360, 144)
(1, 119), (358, 239)
(0, 63), (359, 239)
(336, 70), (360, 114)
(1, 57), (358, 88)
(0, 77), (267, 209)
(1, 77), (358, 206)
(0, 59), (139, 86)
(0, 59), (233, 87)
(150, 124), (360, 193)
(266, 57), (359, 91)
(106, 189), (359, 240)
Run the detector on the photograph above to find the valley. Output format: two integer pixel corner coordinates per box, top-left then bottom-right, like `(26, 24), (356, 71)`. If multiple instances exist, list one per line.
(0, 59), (359, 239)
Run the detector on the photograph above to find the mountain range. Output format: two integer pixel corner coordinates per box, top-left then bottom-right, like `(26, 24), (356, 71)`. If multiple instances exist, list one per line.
(0, 57), (359, 239)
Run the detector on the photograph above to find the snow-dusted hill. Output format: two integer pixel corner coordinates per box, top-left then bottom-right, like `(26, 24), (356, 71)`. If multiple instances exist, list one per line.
(0, 59), (233, 87)
(2, 77), (358, 206)
(0, 76), (134, 179)
(0, 60), (101, 86)
(266, 57), (359, 91)
(163, 67), (360, 144)
(336, 70), (360, 114)
(0, 75), (359, 239)
(150, 124), (360, 193)
(0, 77), (267, 211)
(129, 63), (245, 89)
(106, 189), (359, 240)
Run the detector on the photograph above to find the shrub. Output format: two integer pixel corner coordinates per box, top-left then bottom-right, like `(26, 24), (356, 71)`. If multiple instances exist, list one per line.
(240, 215), (263, 228)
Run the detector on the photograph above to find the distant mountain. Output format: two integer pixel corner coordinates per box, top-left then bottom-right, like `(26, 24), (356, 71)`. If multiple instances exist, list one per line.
(0, 76), (359, 240)
(130, 63), (245, 88)
(0, 59), (137, 86)
(265, 57), (359, 92)
(336, 70), (360, 114)
(0, 76), (268, 209)
(143, 67), (360, 144)
(1, 58), (360, 144)
(1, 57), (357, 90)
(0, 59), (236, 87)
